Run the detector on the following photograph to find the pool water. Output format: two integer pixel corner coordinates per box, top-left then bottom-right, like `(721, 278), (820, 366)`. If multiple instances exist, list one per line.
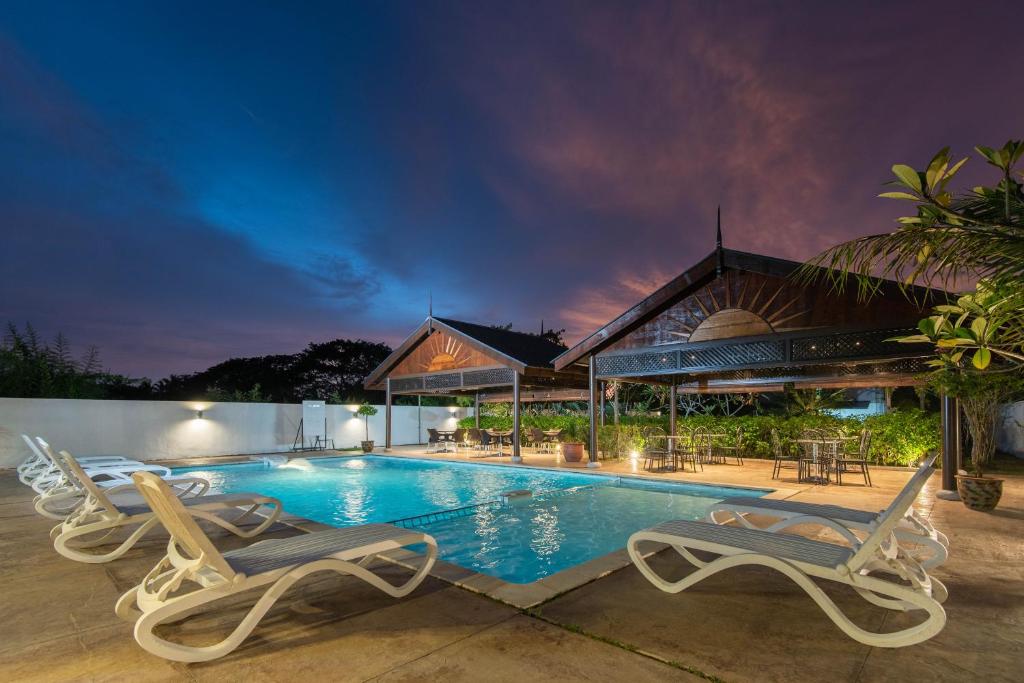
(175, 455), (767, 584)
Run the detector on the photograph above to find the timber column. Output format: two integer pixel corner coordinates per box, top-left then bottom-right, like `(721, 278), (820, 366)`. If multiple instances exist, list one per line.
(587, 354), (601, 468)
(384, 378), (392, 451)
(511, 372), (522, 463)
(938, 392), (961, 499)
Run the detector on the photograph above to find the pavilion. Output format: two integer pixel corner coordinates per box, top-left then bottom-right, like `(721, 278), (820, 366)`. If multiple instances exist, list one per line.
(553, 233), (961, 488)
(363, 317), (588, 462)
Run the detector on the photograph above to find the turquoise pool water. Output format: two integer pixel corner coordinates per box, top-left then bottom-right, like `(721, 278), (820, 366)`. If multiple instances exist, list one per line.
(174, 456), (767, 584)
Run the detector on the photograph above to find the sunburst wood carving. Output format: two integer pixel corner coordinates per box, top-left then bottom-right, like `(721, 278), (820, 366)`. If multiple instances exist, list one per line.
(613, 272), (816, 349)
(390, 330), (499, 377)
(421, 332), (474, 371)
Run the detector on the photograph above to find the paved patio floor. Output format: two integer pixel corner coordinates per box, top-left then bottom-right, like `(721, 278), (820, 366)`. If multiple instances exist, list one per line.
(2, 453), (1022, 682)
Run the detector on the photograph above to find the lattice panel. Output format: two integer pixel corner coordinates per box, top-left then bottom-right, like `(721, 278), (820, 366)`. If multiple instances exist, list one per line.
(791, 328), (916, 362)
(462, 367), (516, 387)
(424, 372), (462, 390)
(390, 377), (424, 392)
(597, 351), (679, 376)
(679, 340), (785, 369)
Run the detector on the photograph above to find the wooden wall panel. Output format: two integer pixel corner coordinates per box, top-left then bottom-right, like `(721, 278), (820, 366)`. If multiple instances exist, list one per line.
(608, 271), (924, 350)
(390, 330), (503, 376)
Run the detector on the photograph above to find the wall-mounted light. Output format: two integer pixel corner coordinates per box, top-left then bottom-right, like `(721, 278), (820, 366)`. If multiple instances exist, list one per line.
(195, 410), (204, 419)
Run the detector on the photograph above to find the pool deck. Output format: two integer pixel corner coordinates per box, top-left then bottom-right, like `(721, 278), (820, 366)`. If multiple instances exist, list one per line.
(2, 450), (1023, 681)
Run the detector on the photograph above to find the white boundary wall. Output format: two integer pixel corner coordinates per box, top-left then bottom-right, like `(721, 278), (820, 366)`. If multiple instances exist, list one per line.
(0, 398), (471, 468)
(998, 401), (1024, 458)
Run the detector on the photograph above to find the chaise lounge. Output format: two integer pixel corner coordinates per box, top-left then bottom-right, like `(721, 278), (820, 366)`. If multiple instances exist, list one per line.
(116, 471), (439, 662)
(626, 461), (947, 648)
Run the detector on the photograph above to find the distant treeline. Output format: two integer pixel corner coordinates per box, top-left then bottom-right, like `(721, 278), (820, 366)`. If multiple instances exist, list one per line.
(0, 323), (397, 404)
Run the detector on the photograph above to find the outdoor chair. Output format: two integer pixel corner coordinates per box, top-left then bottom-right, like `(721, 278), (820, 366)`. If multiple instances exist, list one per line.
(706, 455), (947, 569)
(673, 429), (704, 473)
(52, 451), (282, 564)
(18, 434), (137, 487)
(770, 429), (799, 479)
(835, 429), (873, 486)
(451, 428), (466, 449)
(626, 459), (947, 647)
(715, 426), (745, 466)
(465, 428), (482, 449)
(26, 436), (175, 496)
(31, 439), (208, 521)
(115, 471), (437, 662)
(641, 426), (670, 471)
(427, 428), (441, 451)
(530, 428), (547, 451)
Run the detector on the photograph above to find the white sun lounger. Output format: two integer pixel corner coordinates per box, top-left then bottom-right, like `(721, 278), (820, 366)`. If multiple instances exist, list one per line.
(18, 434), (136, 485)
(32, 439), (209, 521)
(627, 462), (947, 648)
(115, 471), (438, 662)
(52, 451), (283, 564)
(29, 437), (174, 495)
(705, 455), (948, 569)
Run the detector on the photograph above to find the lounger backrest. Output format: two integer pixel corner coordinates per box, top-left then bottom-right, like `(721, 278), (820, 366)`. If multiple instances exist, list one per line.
(848, 457), (937, 570)
(22, 434), (49, 467)
(131, 471), (235, 578)
(59, 449), (119, 512)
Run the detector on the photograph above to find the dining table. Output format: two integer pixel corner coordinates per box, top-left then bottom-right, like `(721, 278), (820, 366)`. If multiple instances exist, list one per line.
(795, 437), (846, 484)
(541, 429), (562, 452)
(436, 429), (457, 452)
(485, 429), (514, 454)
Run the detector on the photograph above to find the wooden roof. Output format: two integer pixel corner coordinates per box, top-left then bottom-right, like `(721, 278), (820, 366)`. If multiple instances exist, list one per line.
(554, 248), (938, 370)
(363, 317), (580, 392)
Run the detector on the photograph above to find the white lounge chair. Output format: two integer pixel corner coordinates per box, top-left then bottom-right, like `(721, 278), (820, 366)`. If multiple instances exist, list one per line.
(32, 440), (209, 521)
(29, 437), (177, 495)
(705, 456), (948, 569)
(115, 472), (438, 662)
(18, 434), (135, 486)
(52, 451), (283, 564)
(626, 462), (947, 648)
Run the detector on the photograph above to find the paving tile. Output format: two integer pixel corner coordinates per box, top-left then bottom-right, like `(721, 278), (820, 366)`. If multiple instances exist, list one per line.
(370, 614), (702, 682)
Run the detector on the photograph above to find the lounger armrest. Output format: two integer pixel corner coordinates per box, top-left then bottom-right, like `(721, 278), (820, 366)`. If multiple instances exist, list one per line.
(765, 515), (862, 548)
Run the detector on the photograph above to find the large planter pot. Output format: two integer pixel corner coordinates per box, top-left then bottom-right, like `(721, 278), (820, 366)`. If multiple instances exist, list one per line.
(360, 440), (374, 453)
(956, 474), (1004, 511)
(562, 443), (585, 463)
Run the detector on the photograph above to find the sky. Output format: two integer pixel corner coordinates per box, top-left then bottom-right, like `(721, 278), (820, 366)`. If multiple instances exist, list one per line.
(1, 0), (1020, 379)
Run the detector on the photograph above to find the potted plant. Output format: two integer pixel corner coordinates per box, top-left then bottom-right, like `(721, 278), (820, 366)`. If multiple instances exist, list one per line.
(357, 403), (378, 452)
(930, 369), (1021, 511)
(560, 420), (586, 463)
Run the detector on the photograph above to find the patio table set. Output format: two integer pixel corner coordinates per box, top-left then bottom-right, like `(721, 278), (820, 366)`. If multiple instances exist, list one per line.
(641, 426), (744, 473)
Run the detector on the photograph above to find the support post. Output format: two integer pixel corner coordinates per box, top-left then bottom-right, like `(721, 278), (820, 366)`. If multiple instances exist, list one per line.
(669, 381), (677, 452)
(385, 378), (392, 451)
(938, 392), (961, 499)
(511, 373), (522, 463)
(600, 382), (606, 426)
(587, 355), (601, 468)
(612, 382), (620, 426)
(474, 392), (480, 429)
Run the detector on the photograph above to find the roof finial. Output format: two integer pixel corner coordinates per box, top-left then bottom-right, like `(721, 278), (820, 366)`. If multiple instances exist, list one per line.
(428, 290), (433, 332)
(715, 205), (724, 277)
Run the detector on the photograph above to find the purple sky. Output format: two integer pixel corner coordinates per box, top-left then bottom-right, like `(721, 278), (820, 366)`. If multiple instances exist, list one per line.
(1, 1), (1020, 379)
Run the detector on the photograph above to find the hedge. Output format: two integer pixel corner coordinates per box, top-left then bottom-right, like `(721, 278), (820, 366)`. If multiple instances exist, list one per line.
(457, 410), (940, 466)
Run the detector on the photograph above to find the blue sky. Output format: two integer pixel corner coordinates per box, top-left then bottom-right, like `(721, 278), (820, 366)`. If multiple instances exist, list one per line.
(1, 1), (1020, 378)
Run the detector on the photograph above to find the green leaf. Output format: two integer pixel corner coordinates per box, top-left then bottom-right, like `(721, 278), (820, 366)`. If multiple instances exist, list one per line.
(890, 334), (931, 343)
(949, 351), (964, 363)
(892, 164), (922, 191)
(934, 305), (964, 314)
(970, 317), (988, 338)
(972, 348), (991, 369)
(918, 318), (936, 336)
(878, 191), (920, 200)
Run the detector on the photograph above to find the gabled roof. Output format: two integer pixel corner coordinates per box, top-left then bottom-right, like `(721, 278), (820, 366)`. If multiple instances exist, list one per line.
(553, 247), (939, 370)
(433, 318), (567, 368)
(363, 316), (568, 389)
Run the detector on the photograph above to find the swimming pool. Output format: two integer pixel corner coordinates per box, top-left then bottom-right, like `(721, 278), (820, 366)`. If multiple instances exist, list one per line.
(175, 455), (768, 584)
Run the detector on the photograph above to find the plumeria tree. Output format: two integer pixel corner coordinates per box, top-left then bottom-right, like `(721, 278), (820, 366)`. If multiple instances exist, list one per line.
(803, 140), (1024, 370)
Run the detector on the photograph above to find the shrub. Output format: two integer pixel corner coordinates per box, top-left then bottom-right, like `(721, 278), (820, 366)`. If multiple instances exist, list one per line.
(457, 409), (940, 465)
